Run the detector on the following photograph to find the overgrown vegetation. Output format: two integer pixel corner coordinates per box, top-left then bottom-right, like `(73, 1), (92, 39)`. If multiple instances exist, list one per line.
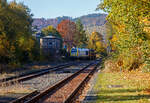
(97, 0), (150, 71)
(0, 0), (39, 68)
(93, 1), (150, 102)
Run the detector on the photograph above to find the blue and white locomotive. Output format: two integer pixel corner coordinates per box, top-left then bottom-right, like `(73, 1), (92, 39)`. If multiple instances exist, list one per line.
(70, 47), (96, 59)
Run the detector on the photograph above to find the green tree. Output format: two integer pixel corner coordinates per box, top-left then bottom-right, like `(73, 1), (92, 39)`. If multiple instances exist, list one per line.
(75, 19), (87, 47)
(0, 0), (38, 64)
(42, 25), (62, 38)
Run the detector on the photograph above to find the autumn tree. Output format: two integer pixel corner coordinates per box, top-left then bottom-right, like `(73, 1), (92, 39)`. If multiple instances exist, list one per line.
(88, 32), (105, 53)
(42, 25), (62, 38)
(0, 0), (38, 64)
(57, 20), (76, 49)
(75, 19), (87, 47)
(97, 0), (150, 71)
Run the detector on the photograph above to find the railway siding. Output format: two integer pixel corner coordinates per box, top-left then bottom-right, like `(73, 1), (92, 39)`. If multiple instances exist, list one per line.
(22, 60), (100, 103)
(0, 62), (90, 103)
(43, 65), (96, 103)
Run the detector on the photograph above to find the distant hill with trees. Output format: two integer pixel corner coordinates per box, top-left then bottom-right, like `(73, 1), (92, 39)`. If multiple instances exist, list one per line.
(32, 13), (107, 35)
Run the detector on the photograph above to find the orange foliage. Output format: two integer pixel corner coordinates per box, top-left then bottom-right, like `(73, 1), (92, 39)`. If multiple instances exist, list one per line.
(57, 20), (77, 49)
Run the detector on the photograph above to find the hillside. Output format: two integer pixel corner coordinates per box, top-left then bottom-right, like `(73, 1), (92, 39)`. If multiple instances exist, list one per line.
(75, 13), (107, 26)
(32, 13), (107, 34)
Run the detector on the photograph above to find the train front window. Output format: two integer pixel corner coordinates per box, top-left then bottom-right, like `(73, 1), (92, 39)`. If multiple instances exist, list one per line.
(71, 49), (77, 53)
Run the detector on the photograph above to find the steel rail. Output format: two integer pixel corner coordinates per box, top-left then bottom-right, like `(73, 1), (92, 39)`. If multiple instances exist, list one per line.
(0, 62), (80, 83)
(64, 61), (100, 103)
(0, 62), (80, 87)
(11, 60), (99, 103)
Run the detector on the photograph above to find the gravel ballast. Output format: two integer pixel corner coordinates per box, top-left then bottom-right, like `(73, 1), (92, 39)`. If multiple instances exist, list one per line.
(0, 62), (90, 103)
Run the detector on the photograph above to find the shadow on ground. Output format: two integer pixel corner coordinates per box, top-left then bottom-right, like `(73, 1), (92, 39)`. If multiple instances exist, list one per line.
(98, 89), (150, 102)
(83, 89), (150, 102)
(98, 94), (150, 102)
(100, 88), (142, 94)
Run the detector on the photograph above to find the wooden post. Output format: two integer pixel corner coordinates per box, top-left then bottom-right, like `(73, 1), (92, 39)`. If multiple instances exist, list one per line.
(118, 60), (123, 72)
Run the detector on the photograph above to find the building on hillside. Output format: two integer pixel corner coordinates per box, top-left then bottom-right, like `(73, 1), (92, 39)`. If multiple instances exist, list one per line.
(40, 36), (62, 57)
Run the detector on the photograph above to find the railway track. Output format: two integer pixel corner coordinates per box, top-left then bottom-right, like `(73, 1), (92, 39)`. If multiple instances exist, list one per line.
(10, 59), (100, 103)
(0, 61), (81, 87)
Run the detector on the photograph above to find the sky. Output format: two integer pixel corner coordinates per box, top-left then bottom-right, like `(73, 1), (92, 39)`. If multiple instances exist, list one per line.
(8, 0), (104, 18)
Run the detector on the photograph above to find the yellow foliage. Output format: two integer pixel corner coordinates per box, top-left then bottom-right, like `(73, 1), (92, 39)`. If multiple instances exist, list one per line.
(88, 32), (104, 52)
(111, 34), (118, 42)
(96, 42), (102, 48)
(144, 27), (150, 33)
(142, 18), (150, 38)
(0, 34), (10, 56)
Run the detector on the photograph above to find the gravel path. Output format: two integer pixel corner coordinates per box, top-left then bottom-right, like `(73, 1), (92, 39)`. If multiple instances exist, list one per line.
(0, 62), (90, 103)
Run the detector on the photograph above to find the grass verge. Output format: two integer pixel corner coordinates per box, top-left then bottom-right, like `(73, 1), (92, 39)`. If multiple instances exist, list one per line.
(94, 71), (150, 103)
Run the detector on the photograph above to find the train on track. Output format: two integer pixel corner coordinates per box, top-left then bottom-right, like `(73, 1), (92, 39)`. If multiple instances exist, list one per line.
(70, 47), (96, 59)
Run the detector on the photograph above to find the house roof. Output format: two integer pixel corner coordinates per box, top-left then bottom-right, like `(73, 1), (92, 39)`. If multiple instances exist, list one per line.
(41, 36), (61, 40)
